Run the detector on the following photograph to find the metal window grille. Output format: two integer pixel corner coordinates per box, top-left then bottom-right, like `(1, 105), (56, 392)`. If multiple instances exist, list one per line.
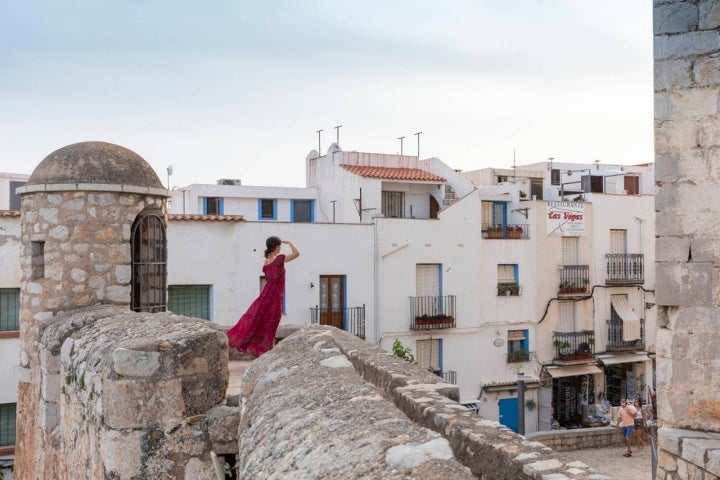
(551, 169), (560, 186)
(0, 403), (16, 446)
(0, 289), (20, 331)
(131, 211), (167, 313)
(261, 199), (274, 218)
(382, 191), (404, 218)
(168, 285), (210, 320)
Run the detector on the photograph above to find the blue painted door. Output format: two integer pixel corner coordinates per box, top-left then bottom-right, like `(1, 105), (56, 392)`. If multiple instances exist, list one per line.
(499, 398), (519, 433)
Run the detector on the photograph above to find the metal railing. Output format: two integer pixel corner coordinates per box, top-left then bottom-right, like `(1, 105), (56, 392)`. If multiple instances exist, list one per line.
(409, 295), (456, 330)
(607, 317), (645, 350)
(497, 283), (523, 296)
(558, 265), (590, 295)
(482, 223), (529, 239)
(605, 254), (644, 284)
(309, 305), (366, 339)
(552, 330), (595, 361)
(441, 370), (457, 384)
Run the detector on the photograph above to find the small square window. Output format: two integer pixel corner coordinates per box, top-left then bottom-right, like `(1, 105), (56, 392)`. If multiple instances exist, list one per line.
(292, 200), (313, 223)
(259, 199), (277, 220)
(0, 289), (20, 331)
(203, 197), (223, 215)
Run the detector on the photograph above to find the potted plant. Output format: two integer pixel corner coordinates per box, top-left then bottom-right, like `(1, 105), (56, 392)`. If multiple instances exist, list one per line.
(519, 190), (527, 199)
(497, 282), (519, 296)
(507, 225), (523, 239)
(486, 224), (503, 239)
(525, 398), (537, 411)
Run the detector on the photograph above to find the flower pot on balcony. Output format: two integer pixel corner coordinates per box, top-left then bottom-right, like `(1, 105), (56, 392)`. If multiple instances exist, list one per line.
(486, 229), (503, 239)
(507, 230), (522, 239)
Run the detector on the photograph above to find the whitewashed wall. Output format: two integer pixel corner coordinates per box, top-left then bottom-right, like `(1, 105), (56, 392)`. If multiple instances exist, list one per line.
(167, 220), (376, 337)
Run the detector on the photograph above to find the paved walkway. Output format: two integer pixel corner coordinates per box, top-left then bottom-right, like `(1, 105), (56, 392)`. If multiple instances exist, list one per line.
(570, 444), (653, 479)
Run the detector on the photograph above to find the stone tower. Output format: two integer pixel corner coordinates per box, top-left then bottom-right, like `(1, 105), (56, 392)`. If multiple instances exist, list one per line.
(14, 141), (170, 477)
(654, 1), (720, 477)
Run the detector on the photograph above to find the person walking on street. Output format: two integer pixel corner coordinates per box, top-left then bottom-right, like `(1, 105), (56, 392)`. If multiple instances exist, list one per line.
(632, 397), (647, 451)
(616, 397), (638, 457)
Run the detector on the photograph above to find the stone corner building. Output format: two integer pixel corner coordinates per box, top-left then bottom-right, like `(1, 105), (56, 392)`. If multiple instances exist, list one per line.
(14, 142), (231, 479)
(654, 1), (720, 478)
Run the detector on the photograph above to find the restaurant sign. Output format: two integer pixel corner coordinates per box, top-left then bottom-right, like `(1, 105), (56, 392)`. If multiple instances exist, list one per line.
(547, 201), (585, 236)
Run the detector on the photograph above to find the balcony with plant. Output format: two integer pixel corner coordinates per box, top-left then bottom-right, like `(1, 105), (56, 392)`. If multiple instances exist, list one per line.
(497, 282), (522, 296)
(558, 265), (590, 295)
(409, 295), (456, 330)
(552, 330), (595, 361)
(506, 348), (531, 363)
(483, 224), (528, 240)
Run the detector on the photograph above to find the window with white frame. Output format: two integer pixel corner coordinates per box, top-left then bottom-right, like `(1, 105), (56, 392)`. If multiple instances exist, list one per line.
(382, 191), (405, 218)
(558, 301), (576, 333)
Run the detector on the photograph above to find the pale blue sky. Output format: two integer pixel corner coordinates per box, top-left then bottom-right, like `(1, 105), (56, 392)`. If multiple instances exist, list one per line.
(0, 1), (652, 188)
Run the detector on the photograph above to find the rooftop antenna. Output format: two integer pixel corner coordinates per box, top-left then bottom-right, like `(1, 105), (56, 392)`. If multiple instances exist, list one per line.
(316, 129), (323, 157)
(594, 159), (601, 170)
(547, 157), (554, 170)
(166, 165), (173, 191)
(512, 148), (516, 183)
(398, 136), (405, 155)
(334, 125), (342, 145)
(414, 131), (422, 159)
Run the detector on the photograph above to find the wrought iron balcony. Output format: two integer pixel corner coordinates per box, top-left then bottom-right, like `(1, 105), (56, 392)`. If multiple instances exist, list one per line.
(558, 265), (590, 295)
(607, 317), (645, 351)
(409, 295), (456, 330)
(552, 330), (595, 361)
(605, 254), (644, 285)
(483, 223), (528, 239)
(497, 283), (523, 296)
(309, 305), (365, 339)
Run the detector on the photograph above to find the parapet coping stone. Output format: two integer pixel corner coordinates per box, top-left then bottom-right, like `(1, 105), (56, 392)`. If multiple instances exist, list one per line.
(16, 183), (171, 197)
(248, 325), (614, 480)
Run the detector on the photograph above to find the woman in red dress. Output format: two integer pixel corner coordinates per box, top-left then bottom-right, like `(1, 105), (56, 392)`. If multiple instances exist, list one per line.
(227, 236), (300, 357)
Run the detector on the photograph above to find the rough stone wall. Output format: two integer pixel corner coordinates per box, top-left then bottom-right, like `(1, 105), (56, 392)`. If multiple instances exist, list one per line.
(654, 1), (720, 478)
(238, 325), (614, 479)
(27, 305), (232, 480)
(15, 189), (166, 479)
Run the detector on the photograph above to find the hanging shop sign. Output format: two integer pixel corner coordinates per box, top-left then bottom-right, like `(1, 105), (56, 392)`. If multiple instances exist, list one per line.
(547, 201), (585, 236)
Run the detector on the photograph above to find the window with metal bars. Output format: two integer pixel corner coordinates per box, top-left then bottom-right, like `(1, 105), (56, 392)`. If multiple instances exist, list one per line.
(381, 191), (404, 218)
(131, 209), (167, 313)
(168, 285), (211, 320)
(0, 289), (19, 331)
(0, 403), (16, 446)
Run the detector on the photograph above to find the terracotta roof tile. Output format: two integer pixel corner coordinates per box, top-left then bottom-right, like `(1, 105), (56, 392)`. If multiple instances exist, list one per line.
(168, 214), (245, 222)
(0, 210), (21, 218)
(340, 165), (445, 182)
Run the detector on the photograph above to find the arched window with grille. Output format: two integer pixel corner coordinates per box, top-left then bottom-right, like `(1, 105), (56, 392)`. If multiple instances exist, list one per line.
(131, 208), (167, 312)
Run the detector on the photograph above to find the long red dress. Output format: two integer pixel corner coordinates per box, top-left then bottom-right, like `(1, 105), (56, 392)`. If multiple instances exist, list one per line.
(227, 254), (285, 357)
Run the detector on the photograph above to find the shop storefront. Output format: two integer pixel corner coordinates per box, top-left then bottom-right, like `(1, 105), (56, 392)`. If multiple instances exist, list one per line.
(546, 364), (601, 429)
(597, 353), (650, 405)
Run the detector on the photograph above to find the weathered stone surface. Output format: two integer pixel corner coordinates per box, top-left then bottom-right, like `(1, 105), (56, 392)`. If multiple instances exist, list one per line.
(655, 89), (719, 121)
(656, 262), (713, 306)
(238, 326), (599, 479)
(655, 58), (694, 91)
(699, 0), (720, 30)
(654, 31), (720, 60)
(112, 347), (161, 377)
(654, 2), (699, 35)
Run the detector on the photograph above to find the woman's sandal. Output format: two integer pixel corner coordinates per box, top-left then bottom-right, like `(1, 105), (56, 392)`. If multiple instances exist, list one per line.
(623, 452), (632, 457)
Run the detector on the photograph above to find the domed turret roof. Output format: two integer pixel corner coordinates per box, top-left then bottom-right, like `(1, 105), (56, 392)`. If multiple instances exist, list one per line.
(28, 141), (164, 189)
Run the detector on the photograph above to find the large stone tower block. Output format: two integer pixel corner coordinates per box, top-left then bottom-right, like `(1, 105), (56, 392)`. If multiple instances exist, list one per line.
(14, 142), (170, 478)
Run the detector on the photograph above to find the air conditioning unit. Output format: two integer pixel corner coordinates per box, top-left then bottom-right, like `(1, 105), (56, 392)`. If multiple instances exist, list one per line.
(217, 179), (242, 186)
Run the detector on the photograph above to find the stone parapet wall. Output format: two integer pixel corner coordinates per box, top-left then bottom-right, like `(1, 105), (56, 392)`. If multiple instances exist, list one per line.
(656, 428), (720, 479)
(239, 325), (615, 479)
(525, 426), (625, 452)
(19, 305), (233, 480)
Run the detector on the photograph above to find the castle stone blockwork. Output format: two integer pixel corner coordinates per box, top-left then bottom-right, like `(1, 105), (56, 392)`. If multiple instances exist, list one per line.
(654, 1), (720, 478)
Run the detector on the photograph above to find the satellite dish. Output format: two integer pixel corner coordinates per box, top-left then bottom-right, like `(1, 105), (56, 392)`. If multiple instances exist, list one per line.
(167, 165), (174, 175)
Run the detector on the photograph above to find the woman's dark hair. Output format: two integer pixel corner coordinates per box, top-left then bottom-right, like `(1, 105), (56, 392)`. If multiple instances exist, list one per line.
(264, 236), (282, 258)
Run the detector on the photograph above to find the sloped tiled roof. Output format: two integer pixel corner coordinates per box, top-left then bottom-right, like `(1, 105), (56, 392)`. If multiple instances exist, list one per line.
(340, 165), (445, 182)
(168, 214), (245, 222)
(0, 210), (21, 218)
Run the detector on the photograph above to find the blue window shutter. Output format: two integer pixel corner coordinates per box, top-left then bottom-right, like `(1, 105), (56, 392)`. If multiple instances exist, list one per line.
(310, 200), (315, 222)
(438, 339), (444, 374)
(257, 199), (262, 219)
(273, 199), (277, 220)
(513, 264), (519, 283)
(522, 329), (529, 352)
(202, 197), (208, 215)
(290, 200), (295, 222)
(218, 198), (224, 215)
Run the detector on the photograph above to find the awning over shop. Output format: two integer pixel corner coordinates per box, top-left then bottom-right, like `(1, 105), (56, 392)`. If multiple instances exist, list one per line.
(597, 353), (649, 365)
(546, 364), (602, 378)
(611, 295), (641, 341)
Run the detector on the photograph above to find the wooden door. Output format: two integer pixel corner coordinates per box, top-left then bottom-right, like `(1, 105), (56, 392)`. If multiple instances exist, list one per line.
(319, 275), (344, 329)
